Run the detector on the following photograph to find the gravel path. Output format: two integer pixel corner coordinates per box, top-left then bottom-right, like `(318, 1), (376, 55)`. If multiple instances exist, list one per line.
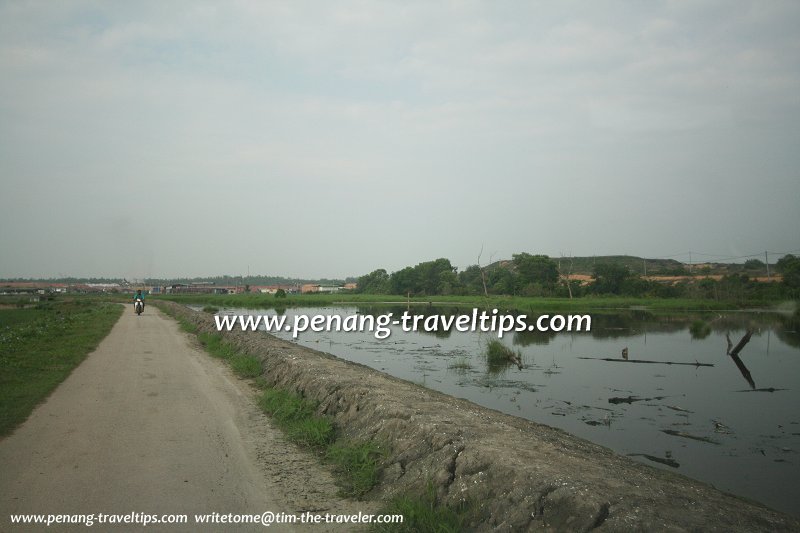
(0, 306), (373, 532)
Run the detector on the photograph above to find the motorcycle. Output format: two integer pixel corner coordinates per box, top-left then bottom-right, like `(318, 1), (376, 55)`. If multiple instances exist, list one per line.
(134, 298), (144, 315)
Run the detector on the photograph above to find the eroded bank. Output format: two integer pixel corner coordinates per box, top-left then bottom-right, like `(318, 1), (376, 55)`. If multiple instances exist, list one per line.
(157, 301), (799, 532)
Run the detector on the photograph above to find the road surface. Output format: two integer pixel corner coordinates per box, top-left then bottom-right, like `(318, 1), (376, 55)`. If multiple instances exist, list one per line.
(0, 305), (373, 532)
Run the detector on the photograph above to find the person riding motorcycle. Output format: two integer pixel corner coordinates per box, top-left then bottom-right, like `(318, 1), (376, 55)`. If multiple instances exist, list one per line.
(133, 289), (145, 314)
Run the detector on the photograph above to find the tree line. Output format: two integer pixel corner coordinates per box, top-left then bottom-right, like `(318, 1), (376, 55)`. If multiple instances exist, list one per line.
(356, 254), (800, 301)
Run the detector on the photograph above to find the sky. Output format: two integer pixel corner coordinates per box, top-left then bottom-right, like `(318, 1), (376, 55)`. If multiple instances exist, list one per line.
(1, 1), (798, 280)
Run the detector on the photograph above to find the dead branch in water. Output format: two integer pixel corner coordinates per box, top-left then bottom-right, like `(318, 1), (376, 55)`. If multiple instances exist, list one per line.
(726, 330), (755, 389)
(627, 453), (680, 468)
(579, 357), (713, 367)
(662, 429), (720, 445)
(726, 330), (753, 357)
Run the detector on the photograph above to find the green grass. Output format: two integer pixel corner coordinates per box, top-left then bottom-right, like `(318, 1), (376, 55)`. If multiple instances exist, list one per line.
(178, 318), (198, 333)
(372, 483), (474, 533)
(165, 306), (385, 499)
(197, 331), (261, 377)
(689, 319), (712, 339)
(326, 440), (384, 499)
(230, 354), (263, 378)
(0, 300), (124, 436)
(256, 383), (384, 498)
(198, 332), (237, 359)
(153, 292), (759, 314)
(258, 387), (334, 448)
(447, 356), (472, 371)
(485, 339), (522, 372)
(155, 302), (198, 333)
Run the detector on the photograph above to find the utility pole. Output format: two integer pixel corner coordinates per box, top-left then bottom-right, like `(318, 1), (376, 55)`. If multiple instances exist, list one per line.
(643, 258), (647, 277)
(765, 251), (770, 280)
(688, 251), (692, 274)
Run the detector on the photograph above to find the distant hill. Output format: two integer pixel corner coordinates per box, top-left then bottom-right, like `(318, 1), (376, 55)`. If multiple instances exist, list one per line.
(555, 255), (685, 276)
(484, 255), (769, 277)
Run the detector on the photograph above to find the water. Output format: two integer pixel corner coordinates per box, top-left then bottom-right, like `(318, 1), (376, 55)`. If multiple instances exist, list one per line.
(207, 305), (800, 516)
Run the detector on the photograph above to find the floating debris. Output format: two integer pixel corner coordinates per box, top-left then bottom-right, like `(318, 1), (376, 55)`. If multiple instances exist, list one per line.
(735, 388), (788, 393)
(609, 395), (672, 404)
(662, 429), (720, 445)
(580, 357), (713, 367)
(713, 420), (732, 434)
(666, 405), (693, 413)
(628, 453), (680, 468)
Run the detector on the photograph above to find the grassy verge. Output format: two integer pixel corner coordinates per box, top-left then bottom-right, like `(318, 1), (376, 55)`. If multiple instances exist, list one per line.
(152, 292), (765, 313)
(197, 332), (263, 378)
(172, 312), (384, 500)
(372, 483), (476, 533)
(0, 300), (124, 436)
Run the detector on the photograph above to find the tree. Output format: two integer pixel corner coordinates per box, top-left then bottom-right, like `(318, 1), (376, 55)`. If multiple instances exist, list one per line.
(458, 265), (485, 295)
(488, 267), (517, 295)
(389, 266), (417, 295)
(356, 269), (390, 294)
(776, 254), (800, 293)
(591, 263), (633, 295)
(512, 253), (558, 294)
(388, 258), (459, 296)
(744, 259), (765, 270)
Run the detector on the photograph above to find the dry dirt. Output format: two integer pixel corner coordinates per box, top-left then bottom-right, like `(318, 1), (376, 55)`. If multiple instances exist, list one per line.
(156, 301), (800, 532)
(0, 306), (377, 532)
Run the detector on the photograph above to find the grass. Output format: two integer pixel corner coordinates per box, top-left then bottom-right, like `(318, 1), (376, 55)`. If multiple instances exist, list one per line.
(198, 331), (237, 359)
(197, 331), (262, 377)
(689, 319), (712, 339)
(175, 310), (384, 499)
(372, 483), (475, 533)
(258, 386), (382, 498)
(447, 356), (473, 371)
(155, 302), (198, 333)
(0, 300), (124, 436)
(326, 440), (384, 498)
(485, 339), (522, 373)
(230, 354), (263, 378)
(153, 292), (756, 313)
(258, 387), (335, 448)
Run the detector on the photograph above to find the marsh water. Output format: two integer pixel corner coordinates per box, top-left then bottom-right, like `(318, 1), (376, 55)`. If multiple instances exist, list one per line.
(209, 305), (800, 516)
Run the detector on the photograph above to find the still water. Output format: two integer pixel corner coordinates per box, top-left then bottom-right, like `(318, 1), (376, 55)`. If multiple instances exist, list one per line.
(211, 305), (800, 516)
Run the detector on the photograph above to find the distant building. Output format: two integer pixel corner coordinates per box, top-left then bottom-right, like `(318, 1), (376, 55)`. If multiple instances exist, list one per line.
(302, 284), (343, 294)
(251, 285), (295, 295)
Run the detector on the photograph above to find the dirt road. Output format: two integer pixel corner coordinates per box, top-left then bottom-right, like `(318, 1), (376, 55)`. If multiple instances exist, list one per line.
(0, 306), (374, 532)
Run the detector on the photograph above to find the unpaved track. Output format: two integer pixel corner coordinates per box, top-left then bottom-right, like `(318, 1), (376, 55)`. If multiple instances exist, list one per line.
(0, 306), (373, 532)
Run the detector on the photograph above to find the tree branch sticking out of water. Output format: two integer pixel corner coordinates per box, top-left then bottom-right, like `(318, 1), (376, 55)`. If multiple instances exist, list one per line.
(726, 330), (755, 389)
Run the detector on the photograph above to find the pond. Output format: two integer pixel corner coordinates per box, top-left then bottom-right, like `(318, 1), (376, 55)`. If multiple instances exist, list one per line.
(207, 305), (800, 517)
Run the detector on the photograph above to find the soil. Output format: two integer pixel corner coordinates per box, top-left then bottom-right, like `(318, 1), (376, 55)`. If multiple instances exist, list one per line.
(157, 301), (800, 532)
(2, 300), (798, 532)
(0, 306), (376, 532)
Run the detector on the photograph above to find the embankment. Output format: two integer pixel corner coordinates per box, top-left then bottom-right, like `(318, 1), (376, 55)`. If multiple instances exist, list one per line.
(157, 301), (799, 532)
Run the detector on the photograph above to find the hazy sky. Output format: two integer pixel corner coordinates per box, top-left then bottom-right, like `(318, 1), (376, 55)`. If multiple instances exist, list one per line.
(1, 1), (798, 280)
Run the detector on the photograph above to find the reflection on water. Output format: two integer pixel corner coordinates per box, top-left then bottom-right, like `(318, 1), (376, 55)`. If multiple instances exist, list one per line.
(214, 305), (800, 517)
